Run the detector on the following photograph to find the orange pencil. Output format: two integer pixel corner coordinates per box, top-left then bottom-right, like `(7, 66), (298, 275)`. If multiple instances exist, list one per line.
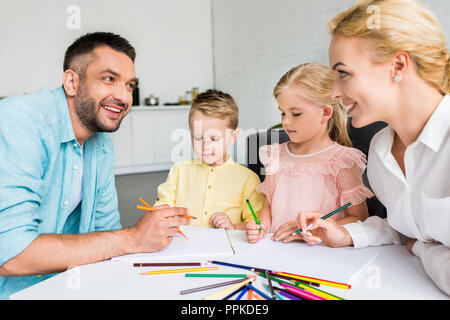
(136, 199), (190, 239)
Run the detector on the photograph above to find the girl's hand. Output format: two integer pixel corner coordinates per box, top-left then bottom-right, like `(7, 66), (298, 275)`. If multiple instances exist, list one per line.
(272, 220), (303, 242)
(245, 220), (267, 243)
(209, 212), (233, 230)
(297, 211), (353, 248)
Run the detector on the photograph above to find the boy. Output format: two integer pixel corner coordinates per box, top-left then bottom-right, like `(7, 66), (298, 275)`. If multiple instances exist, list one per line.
(154, 89), (265, 230)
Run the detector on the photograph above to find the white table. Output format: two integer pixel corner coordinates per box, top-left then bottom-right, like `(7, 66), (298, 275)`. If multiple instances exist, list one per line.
(10, 229), (449, 300)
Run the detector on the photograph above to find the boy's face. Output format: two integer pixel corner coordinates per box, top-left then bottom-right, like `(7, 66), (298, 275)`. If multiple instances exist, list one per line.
(189, 110), (239, 167)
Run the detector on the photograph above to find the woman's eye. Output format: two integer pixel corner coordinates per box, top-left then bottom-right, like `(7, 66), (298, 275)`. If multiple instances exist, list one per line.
(292, 113), (302, 117)
(193, 136), (202, 141)
(337, 70), (349, 79)
(280, 112), (285, 117)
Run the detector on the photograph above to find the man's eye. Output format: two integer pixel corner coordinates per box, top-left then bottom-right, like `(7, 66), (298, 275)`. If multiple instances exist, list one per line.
(127, 83), (136, 90)
(104, 76), (114, 82)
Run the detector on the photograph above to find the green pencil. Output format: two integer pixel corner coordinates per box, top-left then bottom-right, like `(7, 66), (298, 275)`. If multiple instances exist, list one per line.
(185, 273), (249, 278)
(294, 202), (352, 235)
(246, 199), (262, 232)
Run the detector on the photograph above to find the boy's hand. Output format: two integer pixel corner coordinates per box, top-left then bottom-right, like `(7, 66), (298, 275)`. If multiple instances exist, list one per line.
(209, 212), (233, 230)
(245, 220), (267, 243)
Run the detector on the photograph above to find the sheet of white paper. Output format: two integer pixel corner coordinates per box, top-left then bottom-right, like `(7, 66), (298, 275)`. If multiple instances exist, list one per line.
(111, 225), (234, 262)
(222, 233), (379, 284)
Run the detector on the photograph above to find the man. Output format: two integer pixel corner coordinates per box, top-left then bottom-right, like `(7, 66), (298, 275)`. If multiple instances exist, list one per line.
(0, 32), (189, 299)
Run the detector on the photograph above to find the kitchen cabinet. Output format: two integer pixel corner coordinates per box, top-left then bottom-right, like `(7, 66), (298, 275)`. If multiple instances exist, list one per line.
(109, 106), (192, 175)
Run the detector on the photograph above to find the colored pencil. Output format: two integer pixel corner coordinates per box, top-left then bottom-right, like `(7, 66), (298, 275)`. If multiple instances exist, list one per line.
(246, 199), (262, 232)
(185, 273), (249, 278)
(139, 197), (153, 208)
(222, 285), (246, 300)
(268, 271), (320, 287)
(134, 262), (203, 267)
(276, 289), (302, 300)
(203, 278), (254, 300)
(294, 202), (352, 235)
(209, 260), (271, 273)
(281, 283), (326, 300)
(236, 286), (249, 300)
(265, 270), (276, 300)
(224, 229), (236, 254)
(140, 266), (218, 275)
(293, 281), (344, 300)
(247, 283), (272, 300)
(135, 205), (197, 219)
(180, 278), (246, 295)
(264, 285), (286, 300)
(276, 271), (351, 290)
(248, 289), (253, 300)
(136, 205), (156, 212)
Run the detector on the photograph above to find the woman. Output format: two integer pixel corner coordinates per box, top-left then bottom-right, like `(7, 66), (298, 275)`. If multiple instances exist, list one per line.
(277, 0), (450, 295)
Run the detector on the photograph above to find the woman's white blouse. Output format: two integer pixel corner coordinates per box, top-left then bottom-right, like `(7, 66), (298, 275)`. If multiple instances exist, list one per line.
(343, 95), (450, 295)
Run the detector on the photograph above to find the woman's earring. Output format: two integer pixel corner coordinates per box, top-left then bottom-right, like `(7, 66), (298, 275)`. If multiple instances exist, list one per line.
(394, 75), (403, 83)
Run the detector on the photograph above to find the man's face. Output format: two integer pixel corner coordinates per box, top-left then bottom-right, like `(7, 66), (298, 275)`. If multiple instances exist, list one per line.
(74, 46), (137, 133)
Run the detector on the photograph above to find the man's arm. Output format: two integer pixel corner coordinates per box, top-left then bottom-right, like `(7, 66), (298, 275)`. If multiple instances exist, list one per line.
(0, 206), (190, 277)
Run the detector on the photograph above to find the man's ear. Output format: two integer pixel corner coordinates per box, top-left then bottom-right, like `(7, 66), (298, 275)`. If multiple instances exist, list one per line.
(62, 69), (80, 97)
(322, 105), (334, 124)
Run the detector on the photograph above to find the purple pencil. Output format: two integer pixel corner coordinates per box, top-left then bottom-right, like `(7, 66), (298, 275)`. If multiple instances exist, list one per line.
(276, 289), (302, 300)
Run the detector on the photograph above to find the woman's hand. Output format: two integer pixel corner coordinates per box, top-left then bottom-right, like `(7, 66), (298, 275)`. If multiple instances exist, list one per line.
(272, 220), (303, 242)
(297, 211), (354, 248)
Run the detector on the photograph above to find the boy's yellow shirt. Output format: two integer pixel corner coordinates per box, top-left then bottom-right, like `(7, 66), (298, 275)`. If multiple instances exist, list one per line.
(154, 156), (265, 227)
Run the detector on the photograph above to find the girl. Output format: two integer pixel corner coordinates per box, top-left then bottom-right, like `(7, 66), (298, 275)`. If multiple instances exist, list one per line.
(290, 0), (450, 295)
(246, 62), (374, 243)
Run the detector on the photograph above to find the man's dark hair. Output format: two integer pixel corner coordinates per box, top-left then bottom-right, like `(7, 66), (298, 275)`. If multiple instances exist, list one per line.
(63, 32), (136, 75)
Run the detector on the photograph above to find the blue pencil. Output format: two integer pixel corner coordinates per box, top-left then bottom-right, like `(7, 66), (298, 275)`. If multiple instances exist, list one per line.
(247, 283), (272, 300)
(236, 286), (249, 300)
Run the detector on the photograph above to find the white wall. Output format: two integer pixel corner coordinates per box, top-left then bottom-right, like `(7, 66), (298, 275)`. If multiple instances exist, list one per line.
(211, 0), (450, 132)
(0, 0), (214, 104)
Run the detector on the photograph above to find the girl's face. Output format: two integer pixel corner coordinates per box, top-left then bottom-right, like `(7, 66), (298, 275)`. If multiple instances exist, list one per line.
(189, 110), (238, 166)
(329, 35), (395, 128)
(277, 87), (332, 143)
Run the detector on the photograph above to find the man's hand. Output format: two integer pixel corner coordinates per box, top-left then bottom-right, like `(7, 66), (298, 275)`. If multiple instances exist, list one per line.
(127, 205), (190, 253)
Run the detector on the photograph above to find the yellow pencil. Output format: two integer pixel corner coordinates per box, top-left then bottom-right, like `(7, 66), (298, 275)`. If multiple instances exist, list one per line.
(202, 278), (254, 300)
(140, 266), (218, 275)
(276, 272), (350, 290)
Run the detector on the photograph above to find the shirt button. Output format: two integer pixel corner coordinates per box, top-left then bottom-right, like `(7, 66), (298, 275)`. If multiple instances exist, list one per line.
(204, 211), (208, 215)
(73, 165), (79, 171)
(73, 143), (78, 148)
(64, 201), (69, 206)
(208, 186), (212, 189)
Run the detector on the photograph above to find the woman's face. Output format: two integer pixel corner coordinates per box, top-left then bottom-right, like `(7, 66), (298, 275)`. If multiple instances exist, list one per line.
(329, 35), (395, 128)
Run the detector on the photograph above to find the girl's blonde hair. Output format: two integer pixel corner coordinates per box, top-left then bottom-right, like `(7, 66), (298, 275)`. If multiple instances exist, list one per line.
(329, 0), (450, 95)
(274, 62), (352, 147)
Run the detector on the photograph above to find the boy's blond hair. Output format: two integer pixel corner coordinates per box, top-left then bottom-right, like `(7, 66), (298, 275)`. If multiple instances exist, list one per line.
(189, 89), (239, 130)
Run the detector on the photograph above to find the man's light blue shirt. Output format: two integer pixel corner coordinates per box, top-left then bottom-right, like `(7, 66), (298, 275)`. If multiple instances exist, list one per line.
(0, 86), (122, 299)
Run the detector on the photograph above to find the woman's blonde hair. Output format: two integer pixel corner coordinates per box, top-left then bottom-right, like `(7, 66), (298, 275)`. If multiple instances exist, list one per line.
(274, 62), (352, 147)
(329, 0), (450, 95)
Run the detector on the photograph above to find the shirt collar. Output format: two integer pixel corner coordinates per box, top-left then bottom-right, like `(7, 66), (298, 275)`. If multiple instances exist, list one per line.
(416, 94), (450, 152)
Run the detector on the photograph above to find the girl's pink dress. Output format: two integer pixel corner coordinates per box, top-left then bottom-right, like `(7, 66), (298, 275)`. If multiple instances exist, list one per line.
(256, 142), (374, 233)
